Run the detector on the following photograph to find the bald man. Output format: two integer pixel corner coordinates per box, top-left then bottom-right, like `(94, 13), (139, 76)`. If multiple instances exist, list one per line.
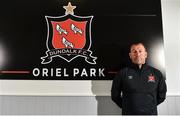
(111, 43), (167, 115)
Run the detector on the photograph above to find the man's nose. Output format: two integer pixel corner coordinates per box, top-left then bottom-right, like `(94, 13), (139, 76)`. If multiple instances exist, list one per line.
(136, 52), (141, 56)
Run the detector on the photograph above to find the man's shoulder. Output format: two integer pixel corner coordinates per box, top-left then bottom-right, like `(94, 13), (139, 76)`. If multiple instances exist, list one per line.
(115, 67), (128, 77)
(147, 65), (162, 73)
(118, 67), (130, 73)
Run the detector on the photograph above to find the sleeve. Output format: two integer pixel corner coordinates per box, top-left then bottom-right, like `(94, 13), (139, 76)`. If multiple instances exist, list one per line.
(111, 70), (123, 108)
(157, 70), (167, 105)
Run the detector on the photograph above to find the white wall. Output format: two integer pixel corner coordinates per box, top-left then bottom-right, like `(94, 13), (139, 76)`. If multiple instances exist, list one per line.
(162, 0), (180, 95)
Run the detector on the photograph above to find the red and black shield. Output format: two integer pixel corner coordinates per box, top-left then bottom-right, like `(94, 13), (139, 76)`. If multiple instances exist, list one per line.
(41, 14), (96, 64)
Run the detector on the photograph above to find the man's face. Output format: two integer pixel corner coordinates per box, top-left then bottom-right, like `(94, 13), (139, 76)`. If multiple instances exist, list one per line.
(129, 44), (147, 65)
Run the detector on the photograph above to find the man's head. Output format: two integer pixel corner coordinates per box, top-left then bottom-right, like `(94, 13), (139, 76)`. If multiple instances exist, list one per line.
(129, 43), (147, 68)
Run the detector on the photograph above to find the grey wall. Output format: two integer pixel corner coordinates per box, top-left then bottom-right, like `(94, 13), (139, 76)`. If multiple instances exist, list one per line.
(0, 96), (180, 115)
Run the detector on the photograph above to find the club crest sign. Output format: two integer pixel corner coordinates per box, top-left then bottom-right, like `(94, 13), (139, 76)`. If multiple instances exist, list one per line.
(41, 2), (97, 64)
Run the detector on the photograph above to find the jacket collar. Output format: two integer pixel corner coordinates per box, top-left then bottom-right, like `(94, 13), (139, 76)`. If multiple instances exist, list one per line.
(129, 63), (148, 72)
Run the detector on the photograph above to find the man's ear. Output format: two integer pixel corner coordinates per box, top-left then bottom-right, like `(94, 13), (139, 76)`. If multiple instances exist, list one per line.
(145, 52), (148, 58)
(129, 53), (132, 59)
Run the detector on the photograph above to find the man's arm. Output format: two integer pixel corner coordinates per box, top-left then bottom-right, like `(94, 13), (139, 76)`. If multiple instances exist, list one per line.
(111, 70), (123, 108)
(157, 70), (167, 105)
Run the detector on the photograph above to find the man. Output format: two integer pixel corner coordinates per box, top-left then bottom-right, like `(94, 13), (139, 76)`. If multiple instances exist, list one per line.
(111, 43), (167, 115)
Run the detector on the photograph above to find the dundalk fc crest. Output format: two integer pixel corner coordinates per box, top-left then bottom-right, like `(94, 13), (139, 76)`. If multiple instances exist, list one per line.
(41, 2), (97, 64)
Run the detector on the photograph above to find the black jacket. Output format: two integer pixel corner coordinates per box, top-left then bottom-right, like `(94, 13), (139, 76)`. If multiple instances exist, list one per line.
(111, 64), (167, 115)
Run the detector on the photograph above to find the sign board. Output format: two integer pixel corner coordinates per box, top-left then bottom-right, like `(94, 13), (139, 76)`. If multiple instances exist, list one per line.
(0, 0), (165, 80)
